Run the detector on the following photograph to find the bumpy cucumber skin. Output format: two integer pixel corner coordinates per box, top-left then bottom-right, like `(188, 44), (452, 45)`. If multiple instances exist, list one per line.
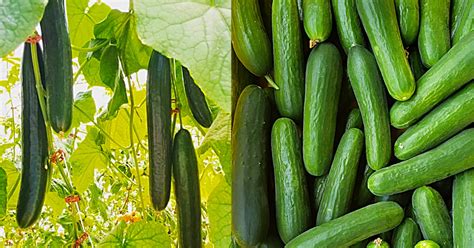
(16, 43), (51, 228)
(452, 169), (474, 247)
(332, 0), (367, 53)
(40, 0), (73, 133)
(415, 240), (440, 248)
(395, 0), (420, 46)
(232, 85), (270, 246)
(183, 67), (213, 128)
(356, 0), (415, 101)
(271, 118), (312, 243)
(418, 0), (451, 68)
(316, 128), (364, 225)
(352, 165), (374, 210)
(348, 46), (391, 170)
(146, 51), (172, 211)
(232, 0), (272, 76)
(368, 128), (474, 196)
(272, 0), (305, 121)
(345, 108), (363, 131)
(395, 82), (474, 160)
(412, 186), (453, 248)
(303, 0), (333, 43)
(287, 202), (404, 248)
(452, 0), (474, 44)
(390, 32), (474, 128)
(408, 46), (427, 80)
(303, 43), (342, 176)
(392, 218), (422, 248)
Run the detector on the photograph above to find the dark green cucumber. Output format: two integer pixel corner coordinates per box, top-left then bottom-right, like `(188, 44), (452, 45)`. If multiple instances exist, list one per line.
(257, 234), (284, 248)
(182, 67), (213, 128)
(412, 186), (453, 248)
(17, 43), (51, 228)
(408, 46), (426, 80)
(316, 128), (364, 225)
(352, 165), (374, 209)
(272, 0), (305, 121)
(312, 175), (327, 212)
(368, 128), (474, 196)
(395, 82), (474, 160)
(452, 0), (474, 44)
(367, 238), (390, 248)
(232, 0), (272, 76)
(271, 118), (311, 243)
(395, 0), (420, 46)
(303, 0), (333, 45)
(356, 0), (415, 101)
(231, 49), (257, 122)
(392, 218), (422, 248)
(287, 202), (404, 247)
(415, 240), (440, 248)
(390, 32), (474, 128)
(303, 43), (342, 176)
(173, 129), (202, 248)
(345, 108), (363, 131)
(232, 85), (270, 246)
(418, 0), (450, 68)
(331, 0), (367, 53)
(146, 51), (172, 211)
(40, 0), (73, 133)
(452, 169), (474, 247)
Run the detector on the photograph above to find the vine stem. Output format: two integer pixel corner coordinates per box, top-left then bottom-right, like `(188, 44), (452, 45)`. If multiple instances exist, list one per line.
(73, 59), (89, 83)
(264, 75), (279, 90)
(71, 41), (108, 53)
(171, 59), (184, 129)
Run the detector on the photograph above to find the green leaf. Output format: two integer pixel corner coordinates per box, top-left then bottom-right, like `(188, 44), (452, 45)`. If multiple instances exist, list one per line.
(0, 167), (7, 217)
(78, 42), (103, 87)
(0, 0), (48, 57)
(208, 180), (231, 247)
(71, 90), (96, 129)
(0, 160), (20, 208)
(99, 221), (171, 247)
(135, 0), (231, 111)
(44, 191), (66, 217)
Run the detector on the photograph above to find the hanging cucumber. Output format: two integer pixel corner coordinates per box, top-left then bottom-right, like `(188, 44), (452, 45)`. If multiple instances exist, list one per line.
(331, 0), (367, 53)
(182, 67), (213, 128)
(395, 0), (420, 46)
(303, 0), (333, 46)
(146, 51), (172, 211)
(392, 218), (422, 248)
(452, 169), (474, 247)
(40, 0), (73, 133)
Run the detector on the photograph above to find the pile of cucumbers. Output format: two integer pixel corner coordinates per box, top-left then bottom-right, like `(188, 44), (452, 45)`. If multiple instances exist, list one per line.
(232, 0), (474, 247)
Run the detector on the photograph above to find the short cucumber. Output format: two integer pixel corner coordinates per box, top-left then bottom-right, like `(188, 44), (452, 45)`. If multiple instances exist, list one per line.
(316, 128), (364, 225)
(303, 0), (333, 45)
(418, 0), (451, 68)
(452, 169), (474, 247)
(366, 238), (390, 248)
(368, 128), (474, 196)
(408, 46), (426, 80)
(352, 165), (374, 209)
(183, 67), (213, 128)
(286, 202), (404, 248)
(395, 0), (420, 46)
(272, 0), (305, 121)
(356, 0), (415, 101)
(412, 186), (453, 248)
(303, 43), (342, 176)
(331, 0), (367, 53)
(390, 32), (474, 128)
(452, 0), (474, 44)
(312, 175), (327, 212)
(395, 82), (474, 160)
(345, 108), (363, 131)
(392, 218), (422, 248)
(415, 240), (440, 248)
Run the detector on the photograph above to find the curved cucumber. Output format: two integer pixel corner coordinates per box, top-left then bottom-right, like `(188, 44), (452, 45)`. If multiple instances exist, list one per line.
(348, 46), (391, 170)
(452, 169), (474, 247)
(183, 67), (213, 128)
(232, 85), (270, 246)
(408, 46), (426, 80)
(345, 108), (363, 131)
(415, 240), (440, 248)
(287, 202), (404, 248)
(395, 82), (474, 160)
(395, 0), (420, 46)
(271, 118), (312, 243)
(352, 165), (374, 209)
(392, 218), (422, 248)
(452, 0), (474, 44)
(390, 32), (474, 128)
(332, 0), (367, 53)
(232, 0), (272, 76)
(303, 0), (333, 45)
(356, 0), (415, 101)
(418, 0), (450, 68)
(303, 43), (342, 176)
(146, 51), (172, 211)
(412, 186), (453, 248)
(272, 0), (305, 121)
(368, 128), (474, 196)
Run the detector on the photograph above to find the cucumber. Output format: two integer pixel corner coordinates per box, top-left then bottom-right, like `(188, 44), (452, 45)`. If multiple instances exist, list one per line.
(390, 32), (474, 128)
(259, 0), (273, 37)
(271, 118), (312, 243)
(272, 0), (305, 121)
(395, 82), (474, 160)
(408, 46), (426, 80)
(286, 202), (404, 248)
(40, 0), (73, 133)
(173, 129), (202, 248)
(415, 240), (440, 248)
(395, 0), (420, 46)
(352, 165), (374, 209)
(312, 175), (327, 212)
(392, 218), (422, 248)
(418, 0), (451, 68)
(331, 0), (367, 53)
(316, 128), (364, 225)
(345, 108), (363, 131)
(368, 128), (474, 196)
(231, 49), (257, 122)
(16, 43), (51, 228)
(348, 46), (391, 170)
(232, 85), (270, 246)
(303, 0), (333, 45)
(232, 0), (273, 76)
(412, 186), (453, 248)
(356, 0), (415, 101)
(303, 43), (342, 176)
(452, 169), (474, 247)
(146, 51), (172, 211)
(452, 0), (474, 44)
(451, 0), (467, 37)
(366, 238), (390, 248)
(183, 67), (213, 128)
(257, 234), (284, 248)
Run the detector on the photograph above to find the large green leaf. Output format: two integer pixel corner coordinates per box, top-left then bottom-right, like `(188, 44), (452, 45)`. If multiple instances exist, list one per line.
(208, 180), (231, 247)
(71, 90), (96, 129)
(0, 160), (20, 209)
(99, 221), (171, 247)
(0, 0), (48, 57)
(135, 0), (231, 111)
(0, 167), (7, 217)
